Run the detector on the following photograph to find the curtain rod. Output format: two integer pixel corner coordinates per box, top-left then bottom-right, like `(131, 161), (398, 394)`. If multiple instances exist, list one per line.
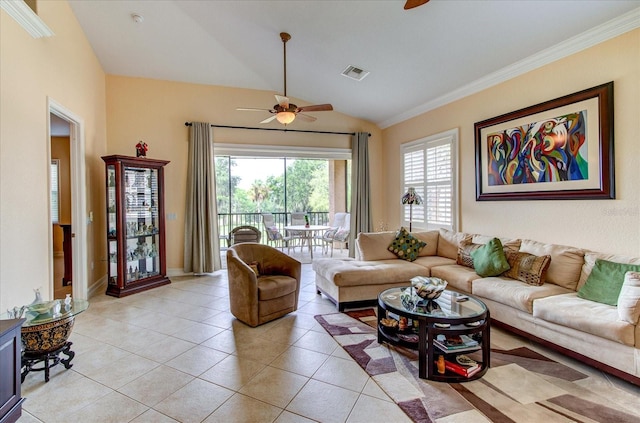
(184, 122), (370, 137)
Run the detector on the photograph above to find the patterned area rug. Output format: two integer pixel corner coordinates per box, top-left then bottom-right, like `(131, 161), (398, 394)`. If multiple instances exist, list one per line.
(314, 309), (640, 423)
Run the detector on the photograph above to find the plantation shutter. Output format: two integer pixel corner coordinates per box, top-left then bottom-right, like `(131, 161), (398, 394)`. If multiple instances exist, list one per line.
(425, 141), (452, 229)
(401, 129), (458, 231)
(51, 159), (59, 224)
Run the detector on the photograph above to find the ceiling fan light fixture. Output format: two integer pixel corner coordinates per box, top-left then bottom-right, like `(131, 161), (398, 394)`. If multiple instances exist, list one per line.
(276, 111), (296, 125)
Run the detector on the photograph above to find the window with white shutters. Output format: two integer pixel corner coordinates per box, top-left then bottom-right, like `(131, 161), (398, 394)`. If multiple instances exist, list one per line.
(51, 159), (60, 224)
(400, 129), (458, 231)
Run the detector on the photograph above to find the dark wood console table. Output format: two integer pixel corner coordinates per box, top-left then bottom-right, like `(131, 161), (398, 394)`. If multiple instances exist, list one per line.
(0, 318), (25, 423)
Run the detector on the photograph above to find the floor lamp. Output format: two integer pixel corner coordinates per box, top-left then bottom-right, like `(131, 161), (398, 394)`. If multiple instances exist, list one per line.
(401, 187), (423, 232)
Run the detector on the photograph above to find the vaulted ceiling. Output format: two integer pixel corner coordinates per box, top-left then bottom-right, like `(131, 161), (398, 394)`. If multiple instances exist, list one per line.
(69, 1), (640, 128)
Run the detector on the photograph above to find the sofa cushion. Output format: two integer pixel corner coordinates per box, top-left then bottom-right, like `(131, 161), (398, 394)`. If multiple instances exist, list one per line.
(503, 251), (551, 286)
(519, 240), (585, 290)
(387, 227), (427, 262)
(533, 293), (635, 346)
(437, 229), (472, 260)
(577, 259), (640, 306)
(618, 272), (640, 324)
(471, 234), (521, 252)
(430, 264), (481, 293)
(257, 275), (297, 301)
(312, 258), (430, 288)
(471, 238), (510, 277)
(413, 231), (439, 256)
(413, 255), (456, 269)
(356, 232), (398, 261)
(472, 277), (571, 314)
(578, 251), (640, 291)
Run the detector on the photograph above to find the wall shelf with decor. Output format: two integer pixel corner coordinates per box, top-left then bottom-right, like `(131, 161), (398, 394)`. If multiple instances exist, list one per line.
(102, 155), (170, 297)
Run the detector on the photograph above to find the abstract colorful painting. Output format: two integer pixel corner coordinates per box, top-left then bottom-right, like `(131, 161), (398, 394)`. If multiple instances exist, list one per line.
(474, 82), (614, 200)
(486, 111), (588, 186)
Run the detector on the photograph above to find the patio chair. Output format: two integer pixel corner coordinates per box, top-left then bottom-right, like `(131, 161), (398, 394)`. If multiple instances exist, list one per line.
(324, 213), (350, 257)
(261, 213), (294, 252)
(316, 212), (347, 254)
(286, 212), (307, 248)
(229, 225), (261, 245)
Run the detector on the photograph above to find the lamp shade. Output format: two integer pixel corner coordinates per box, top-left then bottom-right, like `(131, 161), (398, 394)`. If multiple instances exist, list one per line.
(401, 187), (423, 205)
(276, 111), (296, 125)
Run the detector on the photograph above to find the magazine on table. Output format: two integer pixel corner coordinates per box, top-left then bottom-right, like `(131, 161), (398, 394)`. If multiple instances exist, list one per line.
(434, 334), (480, 353)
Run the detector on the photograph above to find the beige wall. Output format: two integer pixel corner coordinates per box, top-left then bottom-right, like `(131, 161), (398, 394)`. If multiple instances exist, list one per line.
(105, 76), (381, 272)
(0, 1), (107, 310)
(383, 29), (640, 256)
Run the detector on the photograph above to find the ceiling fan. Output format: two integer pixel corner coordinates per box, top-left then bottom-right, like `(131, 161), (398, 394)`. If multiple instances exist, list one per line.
(237, 32), (333, 125)
(404, 0), (429, 10)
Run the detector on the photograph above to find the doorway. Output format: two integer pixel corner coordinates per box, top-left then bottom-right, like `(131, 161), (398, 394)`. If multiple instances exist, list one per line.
(48, 99), (88, 301)
(50, 115), (71, 299)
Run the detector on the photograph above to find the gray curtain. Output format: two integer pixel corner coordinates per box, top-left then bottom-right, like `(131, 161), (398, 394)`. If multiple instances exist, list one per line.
(184, 122), (221, 273)
(349, 132), (372, 257)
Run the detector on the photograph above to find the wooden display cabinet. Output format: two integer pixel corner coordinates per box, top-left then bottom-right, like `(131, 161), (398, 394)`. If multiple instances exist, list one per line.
(102, 155), (170, 297)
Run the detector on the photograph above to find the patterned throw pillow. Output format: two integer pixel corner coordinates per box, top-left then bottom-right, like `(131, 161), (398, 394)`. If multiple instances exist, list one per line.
(503, 251), (551, 286)
(266, 226), (282, 240)
(333, 228), (350, 242)
(387, 227), (427, 262)
(249, 261), (260, 276)
(457, 240), (483, 268)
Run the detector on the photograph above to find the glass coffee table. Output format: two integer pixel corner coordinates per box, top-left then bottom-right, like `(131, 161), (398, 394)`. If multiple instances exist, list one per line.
(377, 287), (490, 381)
(2, 299), (89, 382)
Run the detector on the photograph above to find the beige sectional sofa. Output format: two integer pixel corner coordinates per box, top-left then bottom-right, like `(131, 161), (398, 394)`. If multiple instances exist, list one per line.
(312, 229), (640, 385)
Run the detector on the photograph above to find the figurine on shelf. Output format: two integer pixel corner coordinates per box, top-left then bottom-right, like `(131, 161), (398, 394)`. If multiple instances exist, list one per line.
(30, 288), (43, 305)
(437, 355), (446, 374)
(135, 140), (148, 157)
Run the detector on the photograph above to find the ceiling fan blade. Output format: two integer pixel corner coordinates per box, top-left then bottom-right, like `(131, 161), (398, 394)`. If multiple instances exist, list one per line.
(275, 95), (289, 109)
(296, 104), (333, 113)
(260, 115), (278, 124)
(237, 107), (274, 112)
(404, 0), (429, 10)
(296, 113), (317, 122)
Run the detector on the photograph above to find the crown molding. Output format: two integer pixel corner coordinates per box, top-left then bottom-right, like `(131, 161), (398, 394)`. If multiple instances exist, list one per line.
(379, 7), (640, 129)
(0, 0), (54, 38)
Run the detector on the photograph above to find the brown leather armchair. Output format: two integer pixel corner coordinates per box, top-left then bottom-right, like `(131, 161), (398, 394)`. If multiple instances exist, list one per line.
(226, 243), (301, 327)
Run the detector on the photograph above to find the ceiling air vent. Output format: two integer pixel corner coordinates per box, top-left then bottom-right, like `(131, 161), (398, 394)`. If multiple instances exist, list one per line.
(341, 65), (369, 81)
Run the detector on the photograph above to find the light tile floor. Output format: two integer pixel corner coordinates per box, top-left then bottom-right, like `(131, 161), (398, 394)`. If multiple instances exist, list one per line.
(18, 252), (640, 423)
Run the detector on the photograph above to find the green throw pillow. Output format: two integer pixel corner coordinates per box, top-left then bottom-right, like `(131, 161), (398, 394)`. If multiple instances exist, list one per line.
(578, 259), (640, 306)
(471, 238), (510, 277)
(388, 227), (427, 262)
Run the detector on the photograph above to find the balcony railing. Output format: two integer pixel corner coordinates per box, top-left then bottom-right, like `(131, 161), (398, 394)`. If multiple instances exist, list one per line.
(219, 212), (329, 247)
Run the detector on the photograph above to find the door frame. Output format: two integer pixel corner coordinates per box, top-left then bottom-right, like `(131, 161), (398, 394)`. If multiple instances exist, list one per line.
(48, 98), (88, 300)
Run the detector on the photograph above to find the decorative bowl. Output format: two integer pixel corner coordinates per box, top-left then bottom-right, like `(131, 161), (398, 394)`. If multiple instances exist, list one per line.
(21, 316), (75, 354)
(28, 301), (54, 314)
(411, 277), (448, 300)
(380, 318), (399, 333)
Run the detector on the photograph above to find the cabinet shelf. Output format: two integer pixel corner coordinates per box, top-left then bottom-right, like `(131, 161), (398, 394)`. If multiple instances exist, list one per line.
(102, 155), (170, 298)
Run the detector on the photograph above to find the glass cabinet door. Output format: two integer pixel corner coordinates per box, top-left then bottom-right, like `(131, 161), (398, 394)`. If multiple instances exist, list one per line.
(107, 165), (118, 285)
(124, 166), (160, 283)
